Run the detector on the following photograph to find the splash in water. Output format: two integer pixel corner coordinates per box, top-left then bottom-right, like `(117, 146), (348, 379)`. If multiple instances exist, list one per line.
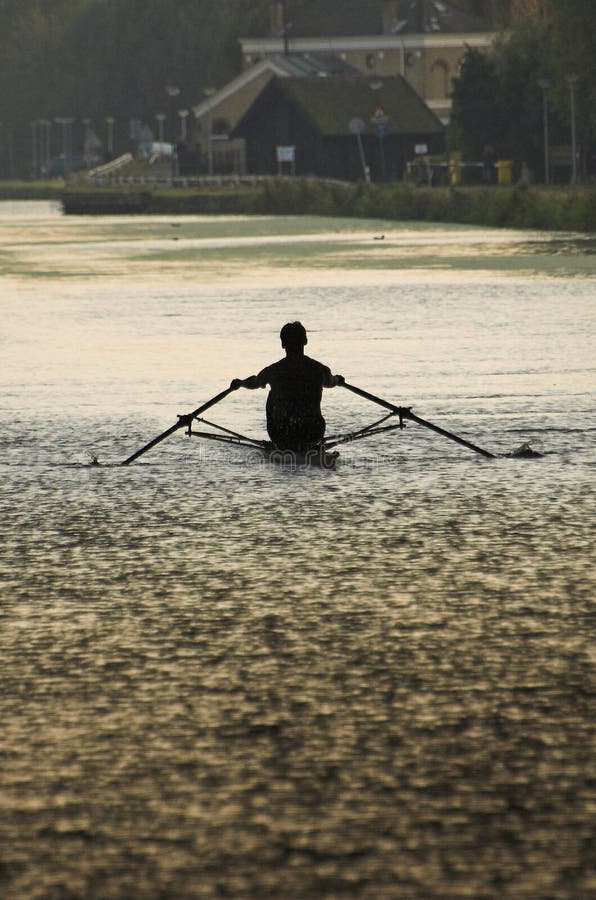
(502, 441), (544, 458)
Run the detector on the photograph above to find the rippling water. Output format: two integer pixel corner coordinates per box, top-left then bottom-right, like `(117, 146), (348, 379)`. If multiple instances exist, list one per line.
(1, 202), (595, 899)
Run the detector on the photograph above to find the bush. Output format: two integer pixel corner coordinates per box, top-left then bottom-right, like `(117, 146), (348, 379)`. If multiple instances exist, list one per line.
(58, 178), (596, 233)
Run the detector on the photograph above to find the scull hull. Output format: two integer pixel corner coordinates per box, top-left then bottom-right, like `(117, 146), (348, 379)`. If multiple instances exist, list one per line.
(261, 445), (339, 470)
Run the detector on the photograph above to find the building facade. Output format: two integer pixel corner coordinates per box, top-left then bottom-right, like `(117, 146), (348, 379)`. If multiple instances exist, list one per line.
(191, 1), (501, 179)
(231, 74), (445, 182)
(241, 1), (500, 123)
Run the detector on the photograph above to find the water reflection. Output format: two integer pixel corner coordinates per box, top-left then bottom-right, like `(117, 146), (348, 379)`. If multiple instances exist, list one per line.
(0, 202), (594, 898)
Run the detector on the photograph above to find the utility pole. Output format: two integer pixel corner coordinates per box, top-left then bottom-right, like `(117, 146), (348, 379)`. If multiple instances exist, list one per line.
(565, 74), (579, 184)
(538, 79), (550, 185)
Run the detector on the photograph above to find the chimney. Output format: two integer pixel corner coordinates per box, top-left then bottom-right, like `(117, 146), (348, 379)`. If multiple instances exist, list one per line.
(270, 2), (284, 37)
(390, 1), (427, 33)
(382, 1), (400, 34)
(415, 0), (427, 33)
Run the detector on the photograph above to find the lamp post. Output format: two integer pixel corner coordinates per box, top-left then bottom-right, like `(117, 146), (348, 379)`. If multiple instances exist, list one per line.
(32, 119), (51, 177)
(2, 123), (15, 179)
(106, 117), (115, 158)
(203, 87), (216, 176)
(40, 120), (51, 175)
(155, 113), (166, 145)
(165, 85), (180, 140)
(178, 109), (189, 141)
(31, 120), (39, 178)
(165, 85), (180, 179)
(565, 74), (579, 184)
(54, 117), (74, 174)
(538, 79), (550, 185)
(54, 118), (65, 163)
(82, 118), (91, 165)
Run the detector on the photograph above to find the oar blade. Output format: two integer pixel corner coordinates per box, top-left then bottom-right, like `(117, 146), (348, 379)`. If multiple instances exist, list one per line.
(342, 381), (495, 459)
(121, 420), (185, 466)
(121, 385), (234, 466)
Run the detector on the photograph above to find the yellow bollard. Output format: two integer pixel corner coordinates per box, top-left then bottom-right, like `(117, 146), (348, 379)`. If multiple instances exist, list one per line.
(449, 151), (462, 186)
(496, 160), (513, 186)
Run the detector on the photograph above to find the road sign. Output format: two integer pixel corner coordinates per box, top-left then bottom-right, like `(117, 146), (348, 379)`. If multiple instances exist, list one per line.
(349, 118), (365, 135)
(371, 106), (389, 138)
(276, 145), (295, 163)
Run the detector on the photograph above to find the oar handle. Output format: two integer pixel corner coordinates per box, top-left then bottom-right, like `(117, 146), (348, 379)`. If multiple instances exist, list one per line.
(187, 385), (236, 421)
(342, 381), (495, 459)
(121, 385), (235, 465)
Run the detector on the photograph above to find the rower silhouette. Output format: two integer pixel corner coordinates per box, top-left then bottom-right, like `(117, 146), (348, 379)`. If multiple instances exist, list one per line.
(231, 322), (344, 452)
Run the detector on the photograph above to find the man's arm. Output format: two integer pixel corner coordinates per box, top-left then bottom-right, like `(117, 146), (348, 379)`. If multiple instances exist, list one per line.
(230, 371), (267, 390)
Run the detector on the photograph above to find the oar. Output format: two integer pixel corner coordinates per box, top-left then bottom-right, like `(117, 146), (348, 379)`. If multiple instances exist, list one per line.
(121, 385), (234, 466)
(342, 381), (495, 459)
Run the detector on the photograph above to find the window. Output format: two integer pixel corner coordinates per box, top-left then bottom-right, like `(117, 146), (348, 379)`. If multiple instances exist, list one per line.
(430, 58), (449, 97)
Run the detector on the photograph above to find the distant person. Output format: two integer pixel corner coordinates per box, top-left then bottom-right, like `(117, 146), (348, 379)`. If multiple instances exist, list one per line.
(482, 143), (496, 184)
(231, 321), (344, 451)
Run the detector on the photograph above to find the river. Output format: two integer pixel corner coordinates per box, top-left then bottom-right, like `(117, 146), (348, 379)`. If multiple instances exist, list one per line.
(1, 201), (594, 898)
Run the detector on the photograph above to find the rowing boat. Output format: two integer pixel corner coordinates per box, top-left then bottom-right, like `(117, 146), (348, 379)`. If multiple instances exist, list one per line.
(121, 380), (502, 467)
(187, 420), (341, 469)
(260, 443), (339, 469)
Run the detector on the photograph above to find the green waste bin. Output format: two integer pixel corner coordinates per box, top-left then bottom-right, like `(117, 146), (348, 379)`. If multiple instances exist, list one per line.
(496, 160), (513, 186)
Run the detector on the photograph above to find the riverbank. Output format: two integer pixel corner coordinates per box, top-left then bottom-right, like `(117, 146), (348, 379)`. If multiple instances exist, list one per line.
(3, 177), (595, 232)
(0, 180), (65, 200)
(2, 201), (594, 900)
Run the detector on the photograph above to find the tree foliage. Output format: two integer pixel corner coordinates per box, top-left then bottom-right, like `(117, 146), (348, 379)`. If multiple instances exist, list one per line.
(448, 49), (502, 159)
(0, 0), (275, 175)
(541, 0), (596, 147)
(449, 1), (596, 178)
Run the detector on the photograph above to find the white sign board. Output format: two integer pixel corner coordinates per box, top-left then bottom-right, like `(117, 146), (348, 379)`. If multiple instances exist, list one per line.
(276, 146), (296, 163)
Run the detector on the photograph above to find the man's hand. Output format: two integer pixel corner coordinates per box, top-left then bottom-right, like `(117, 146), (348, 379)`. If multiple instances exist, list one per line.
(230, 378), (243, 390)
(332, 374), (345, 386)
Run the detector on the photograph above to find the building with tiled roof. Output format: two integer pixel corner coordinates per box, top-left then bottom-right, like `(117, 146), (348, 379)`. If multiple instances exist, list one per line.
(242, 1), (499, 123)
(190, 2), (500, 179)
(231, 73), (445, 180)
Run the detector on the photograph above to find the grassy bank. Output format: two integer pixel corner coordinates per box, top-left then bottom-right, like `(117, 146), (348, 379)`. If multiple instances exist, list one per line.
(0, 180), (65, 200)
(151, 180), (596, 231)
(10, 177), (596, 231)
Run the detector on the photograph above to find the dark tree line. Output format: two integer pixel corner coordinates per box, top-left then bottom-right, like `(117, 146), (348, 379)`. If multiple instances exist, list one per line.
(0, 0), (274, 176)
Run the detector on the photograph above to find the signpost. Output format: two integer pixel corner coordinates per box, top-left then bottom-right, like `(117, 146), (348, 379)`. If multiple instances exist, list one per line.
(371, 106), (389, 181)
(349, 118), (370, 182)
(276, 145), (296, 175)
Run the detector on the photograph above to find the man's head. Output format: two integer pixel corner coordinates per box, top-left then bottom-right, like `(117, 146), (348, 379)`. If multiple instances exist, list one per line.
(280, 321), (307, 352)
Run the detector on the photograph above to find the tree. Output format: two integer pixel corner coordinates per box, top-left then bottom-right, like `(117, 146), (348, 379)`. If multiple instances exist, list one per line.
(0, 0), (266, 176)
(448, 48), (503, 158)
(541, 0), (596, 174)
(449, 5), (595, 179)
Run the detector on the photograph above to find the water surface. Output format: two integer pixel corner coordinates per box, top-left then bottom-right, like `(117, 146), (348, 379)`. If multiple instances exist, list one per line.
(1, 202), (594, 899)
